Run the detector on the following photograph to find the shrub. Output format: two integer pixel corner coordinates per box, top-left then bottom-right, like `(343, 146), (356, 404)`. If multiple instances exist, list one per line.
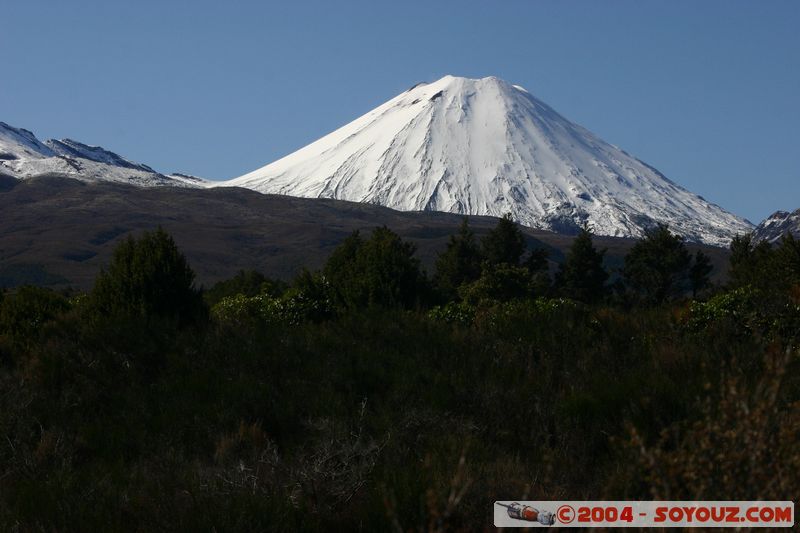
(89, 228), (205, 325)
(204, 270), (286, 306)
(0, 286), (69, 352)
(459, 263), (536, 305)
(473, 297), (581, 335)
(211, 290), (332, 328)
(686, 286), (760, 333)
(427, 301), (476, 326)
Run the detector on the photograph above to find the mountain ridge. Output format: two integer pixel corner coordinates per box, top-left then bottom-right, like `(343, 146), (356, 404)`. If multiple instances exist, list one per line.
(753, 208), (800, 243)
(0, 121), (206, 187)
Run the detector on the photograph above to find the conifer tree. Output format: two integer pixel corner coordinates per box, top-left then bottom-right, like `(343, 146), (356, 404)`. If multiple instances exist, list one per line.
(523, 247), (549, 274)
(775, 233), (800, 285)
(481, 214), (526, 266)
(728, 233), (774, 289)
(523, 247), (552, 295)
(555, 227), (608, 303)
(90, 228), (203, 324)
(323, 231), (365, 308)
(433, 218), (482, 299)
(689, 249), (713, 297)
(359, 226), (426, 308)
(622, 224), (691, 304)
(323, 227), (425, 310)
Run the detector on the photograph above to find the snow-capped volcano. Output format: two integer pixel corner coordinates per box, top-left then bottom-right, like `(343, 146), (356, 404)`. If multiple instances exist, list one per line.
(226, 75), (752, 245)
(0, 121), (206, 187)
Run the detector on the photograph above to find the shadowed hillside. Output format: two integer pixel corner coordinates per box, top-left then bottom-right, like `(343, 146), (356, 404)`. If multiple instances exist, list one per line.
(0, 176), (730, 288)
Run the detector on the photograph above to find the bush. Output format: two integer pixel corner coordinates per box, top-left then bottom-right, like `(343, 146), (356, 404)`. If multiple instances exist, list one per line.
(2, 222), (800, 530)
(0, 286), (69, 353)
(427, 301), (476, 326)
(686, 286), (760, 332)
(89, 228), (205, 325)
(211, 290), (332, 328)
(459, 263), (536, 305)
(204, 269), (286, 306)
(473, 297), (582, 336)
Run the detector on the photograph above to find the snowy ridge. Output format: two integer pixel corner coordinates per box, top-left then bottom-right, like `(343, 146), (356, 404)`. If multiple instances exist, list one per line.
(226, 75), (752, 246)
(0, 121), (56, 160)
(45, 138), (156, 173)
(753, 209), (800, 243)
(0, 122), (207, 188)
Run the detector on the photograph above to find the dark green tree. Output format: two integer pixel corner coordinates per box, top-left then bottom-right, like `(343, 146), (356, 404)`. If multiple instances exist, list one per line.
(523, 247), (552, 295)
(555, 227), (608, 304)
(433, 218), (482, 300)
(323, 231), (363, 292)
(324, 227), (426, 310)
(357, 226), (427, 309)
(689, 249), (713, 298)
(728, 233), (774, 289)
(774, 233), (800, 285)
(622, 224), (691, 304)
(523, 247), (549, 274)
(323, 231), (366, 309)
(481, 214), (526, 266)
(90, 228), (204, 324)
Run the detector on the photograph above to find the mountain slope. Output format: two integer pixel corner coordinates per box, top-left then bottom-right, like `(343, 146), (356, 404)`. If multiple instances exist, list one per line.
(0, 122), (56, 160)
(45, 138), (157, 172)
(226, 75), (751, 246)
(753, 209), (800, 243)
(0, 175), (731, 289)
(0, 121), (206, 187)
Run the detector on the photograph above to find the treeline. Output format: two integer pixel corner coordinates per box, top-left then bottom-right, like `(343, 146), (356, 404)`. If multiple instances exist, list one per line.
(209, 217), (718, 320)
(0, 219), (798, 531)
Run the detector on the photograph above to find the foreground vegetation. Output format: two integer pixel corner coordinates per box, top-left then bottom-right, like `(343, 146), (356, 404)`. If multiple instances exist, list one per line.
(1, 220), (799, 531)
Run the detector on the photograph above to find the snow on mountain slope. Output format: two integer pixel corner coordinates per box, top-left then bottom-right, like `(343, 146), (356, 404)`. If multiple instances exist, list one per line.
(0, 122), (56, 161)
(226, 75), (752, 246)
(753, 209), (800, 243)
(45, 138), (157, 173)
(0, 121), (206, 187)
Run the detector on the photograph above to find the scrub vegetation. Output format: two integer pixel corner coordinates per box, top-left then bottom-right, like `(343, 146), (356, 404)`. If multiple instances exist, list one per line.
(1, 221), (798, 531)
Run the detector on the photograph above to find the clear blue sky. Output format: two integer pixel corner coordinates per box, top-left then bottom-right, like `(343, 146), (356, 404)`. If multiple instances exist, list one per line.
(2, 0), (798, 223)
